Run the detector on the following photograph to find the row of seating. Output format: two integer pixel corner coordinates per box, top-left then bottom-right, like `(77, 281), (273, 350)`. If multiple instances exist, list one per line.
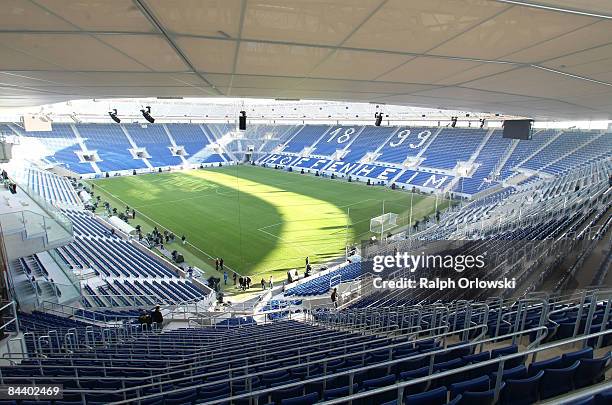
(53, 208), (209, 309)
(81, 278), (206, 309)
(4, 293), (610, 404)
(5, 122), (233, 174)
(284, 262), (362, 297)
(27, 168), (81, 206)
(9, 121), (610, 193)
(287, 161), (610, 301)
(262, 126), (611, 196)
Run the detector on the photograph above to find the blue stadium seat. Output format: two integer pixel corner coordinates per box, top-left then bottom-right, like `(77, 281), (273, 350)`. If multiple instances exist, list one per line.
(13, 123), (95, 174)
(283, 125), (328, 153)
(574, 353), (611, 388)
(500, 370), (544, 405)
(560, 347), (593, 367)
(323, 384), (358, 400)
(404, 386), (447, 405)
(460, 384), (504, 405)
(360, 374), (397, 403)
(595, 388), (612, 405)
(165, 389), (198, 405)
(490, 364), (528, 381)
(528, 356), (563, 376)
(79, 123), (148, 172)
(540, 361), (579, 399)
(271, 383), (303, 404)
(449, 375), (489, 399)
(124, 123), (182, 167)
(421, 128), (487, 170)
(281, 392), (319, 405)
(376, 127), (432, 164)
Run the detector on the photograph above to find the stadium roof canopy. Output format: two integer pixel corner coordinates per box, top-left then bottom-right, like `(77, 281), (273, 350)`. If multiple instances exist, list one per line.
(0, 0), (611, 120)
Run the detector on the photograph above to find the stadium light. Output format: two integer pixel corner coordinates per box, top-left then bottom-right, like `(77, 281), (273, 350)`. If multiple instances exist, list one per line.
(108, 109), (121, 123)
(239, 111), (247, 130)
(374, 112), (383, 126)
(141, 106), (155, 123)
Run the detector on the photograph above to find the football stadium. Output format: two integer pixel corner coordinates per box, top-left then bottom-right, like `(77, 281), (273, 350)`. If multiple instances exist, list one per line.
(0, 1), (610, 404)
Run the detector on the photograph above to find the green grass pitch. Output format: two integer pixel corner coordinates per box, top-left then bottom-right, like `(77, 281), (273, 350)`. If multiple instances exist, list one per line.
(91, 165), (444, 280)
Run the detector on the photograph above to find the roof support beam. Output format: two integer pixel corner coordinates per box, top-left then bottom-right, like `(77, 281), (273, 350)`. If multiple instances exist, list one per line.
(132, 0), (222, 96)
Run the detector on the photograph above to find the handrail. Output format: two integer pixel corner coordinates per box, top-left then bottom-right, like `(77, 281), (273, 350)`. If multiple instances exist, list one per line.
(10, 321), (408, 371)
(312, 329), (611, 405)
(11, 290), (604, 378)
(40, 295), (207, 323)
(5, 313), (490, 375)
(74, 324), (552, 405)
(0, 301), (19, 334)
(110, 328), (606, 405)
(10, 173), (74, 235)
(9, 321), (385, 367)
(20, 323), (539, 402)
(539, 381), (612, 404)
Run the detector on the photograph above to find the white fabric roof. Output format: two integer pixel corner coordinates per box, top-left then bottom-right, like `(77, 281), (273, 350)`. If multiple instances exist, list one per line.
(0, 0), (611, 120)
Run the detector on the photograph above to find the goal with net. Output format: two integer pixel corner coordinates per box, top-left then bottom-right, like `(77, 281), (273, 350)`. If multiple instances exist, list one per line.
(370, 212), (399, 235)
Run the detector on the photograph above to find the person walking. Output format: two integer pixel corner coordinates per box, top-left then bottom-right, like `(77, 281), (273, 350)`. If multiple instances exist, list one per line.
(331, 288), (338, 308)
(223, 271), (228, 285)
(138, 309), (149, 330)
(219, 258), (224, 270)
(151, 305), (164, 330)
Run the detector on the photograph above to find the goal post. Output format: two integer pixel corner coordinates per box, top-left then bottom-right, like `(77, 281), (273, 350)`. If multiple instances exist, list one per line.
(370, 212), (399, 237)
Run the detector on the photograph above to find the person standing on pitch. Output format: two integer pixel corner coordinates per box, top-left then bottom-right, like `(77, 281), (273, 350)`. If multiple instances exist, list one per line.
(220, 258), (224, 270)
(215, 258), (219, 271)
(269, 276), (273, 290)
(223, 271), (228, 285)
(261, 278), (266, 290)
(181, 235), (186, 245)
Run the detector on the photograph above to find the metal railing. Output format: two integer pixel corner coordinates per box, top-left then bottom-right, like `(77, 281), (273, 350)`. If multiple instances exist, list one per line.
(91, 327), (610, 404)
(41, 295), (208, 323)
(13, 175), (74, 236)
(3, 291), (609, 404)
(0, 301), (25, 364)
